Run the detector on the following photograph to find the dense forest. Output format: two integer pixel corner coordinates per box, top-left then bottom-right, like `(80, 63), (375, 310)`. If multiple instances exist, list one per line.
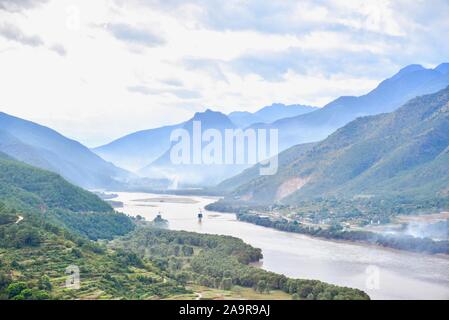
(0, 153), (112, 212)
(111, 227), (369, 300)
(0, 154), (135, 240)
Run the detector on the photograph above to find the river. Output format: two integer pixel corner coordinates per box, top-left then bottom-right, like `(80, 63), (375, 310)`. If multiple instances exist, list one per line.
(115, 192), (449, 300)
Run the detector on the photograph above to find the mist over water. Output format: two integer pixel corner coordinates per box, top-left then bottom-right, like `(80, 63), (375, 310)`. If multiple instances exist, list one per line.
(375, 219), (449, 241)
(403, 221), (449, 241)
(116, 192), (449, 300)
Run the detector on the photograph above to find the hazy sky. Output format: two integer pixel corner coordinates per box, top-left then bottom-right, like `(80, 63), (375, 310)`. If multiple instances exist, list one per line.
(0, 0), (448, 146)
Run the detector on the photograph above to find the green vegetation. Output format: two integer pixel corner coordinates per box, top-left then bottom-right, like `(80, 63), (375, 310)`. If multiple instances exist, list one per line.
(208, 196), (449, 228)
(110, 227), (369, 300)
(0, 154), (370, 300)
(215, 142), (316, 194)
(208, 87), (449, 253)
(0, 153), (111, 213)
(0, 155), (180, 299)
(0, 154), (134, 240)
(218, 87), (449, 208)
(234, 212), (449, 255)
(0, 203), (187, 299)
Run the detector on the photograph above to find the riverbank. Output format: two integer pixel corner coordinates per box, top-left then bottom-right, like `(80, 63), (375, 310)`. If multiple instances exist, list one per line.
(239, 212), (449, 255)
(205, 203), (449, 256)
(115, 191), (449, 299)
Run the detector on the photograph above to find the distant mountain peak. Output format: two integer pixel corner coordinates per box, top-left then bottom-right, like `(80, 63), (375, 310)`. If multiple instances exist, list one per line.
(435, 63), (449, 74)
(391, 64), (426, 80)
(189, 109), (235, 130)
(400, 64), (425, 72)
(193, 109), (228, 120)
(224, 85), (449, 205)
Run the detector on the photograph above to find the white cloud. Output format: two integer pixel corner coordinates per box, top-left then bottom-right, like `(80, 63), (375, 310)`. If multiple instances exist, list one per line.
(106, 23), (165, 47)
(0, 0), (448, 146)
(0, 0), (48, 12)
(0, 23), (44, 46)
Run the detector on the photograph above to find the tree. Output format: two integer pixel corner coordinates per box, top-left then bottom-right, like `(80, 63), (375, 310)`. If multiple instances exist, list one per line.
(221, 277), (233, 291)
(15, 228), (41, 247)
(292, 293), (300, 300)
(6, 282), (28, 299)
(38, 275), (52, 291)
(0, 273), (11, 290)
(182, 245), (194, 256)
(256, 280), (267, 293)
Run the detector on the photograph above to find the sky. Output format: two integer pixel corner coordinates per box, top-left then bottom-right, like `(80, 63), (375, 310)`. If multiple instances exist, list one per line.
(0, 0), (448, 147)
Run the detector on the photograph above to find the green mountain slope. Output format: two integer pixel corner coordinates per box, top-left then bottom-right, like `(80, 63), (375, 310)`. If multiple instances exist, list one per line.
(223, 86), (449, 206)
(215, 142), (316, 194)
(0, 205), (187, 300)
(0, 153), (111, 212)
(0, 156), (173, 300)
(0, 112), (132, 189)
(0, 154), (134, 240)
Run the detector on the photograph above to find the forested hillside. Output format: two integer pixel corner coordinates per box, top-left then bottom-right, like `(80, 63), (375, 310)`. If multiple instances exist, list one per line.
(221, 86), (449, 209)
(0, 203), (187, 299)
(0, 153), (135, 240)
(215, 142), (316, 193)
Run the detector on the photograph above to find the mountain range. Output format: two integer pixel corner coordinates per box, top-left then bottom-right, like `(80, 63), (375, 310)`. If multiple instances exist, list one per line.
(0, 112), (132, 189)
(218, 85), (449, 205)
(1, 63), (449, 191)
(139, 109), (247, 186)
(228, 103), (318, 128)
(93, 103), (318, 172)
(252, 63), (449, 151)
(93, 63), (449, 188)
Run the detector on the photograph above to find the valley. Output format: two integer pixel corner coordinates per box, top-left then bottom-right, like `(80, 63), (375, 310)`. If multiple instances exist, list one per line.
(2, 0), (449, 305)
(1, 64), (449, 301)
(114, 192), (449, 300)
(0, 154), (368, 300)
